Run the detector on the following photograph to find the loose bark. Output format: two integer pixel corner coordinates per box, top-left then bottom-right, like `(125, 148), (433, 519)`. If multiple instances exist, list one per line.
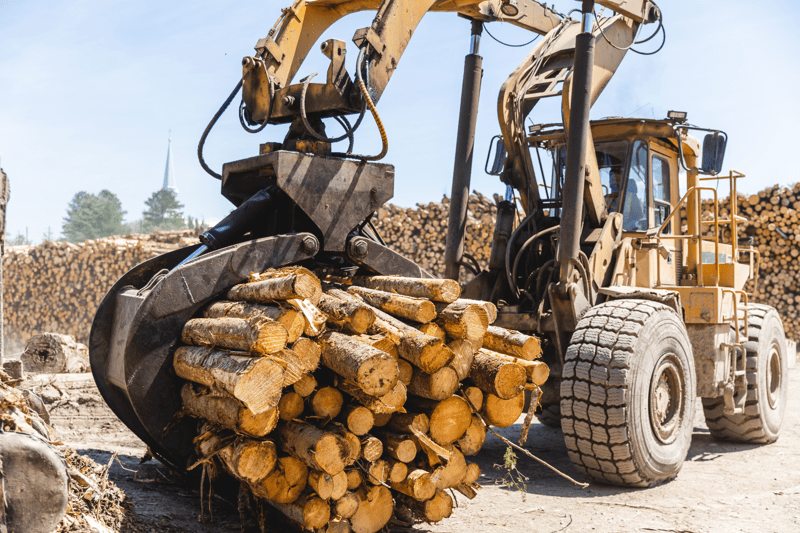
(180, 383), (278, 437)
(435, 302), (488, 342)
(406, 366), (459, 401)
(390, 469), (435, 501)
(265, 493), (330, 529)
(469, 349), (527, 400)
(229, 267), (322, 304)
(219, 439), (278, 486)
(338, 405), (374, 436)
(174, 346), (284, 414)
(352, 276), (461, 303)
(347, 286), (437, 323)
(278, 391), (304, 421)
(318, 293), (376, 334)
(350, 485), (393, 533)
(447, 339), (475, 381)
(482, 325), (542, 361)
(481, 392), (525, 428)
(203, 300), (305, 343)
(360, 435), (384, 462)
(457, 415), (486, 456)
(405, 396), (472, 446)
(181, 317), (288, 355)
(310, 386), (344, 419)
(318, 332), (398, 397)
(288, 299), (327, 337)
(334, 492), (360, 519)
(257, 455), (308, 504)
(337, 379), (407, 415)
(277, 421), (350, 476)
(20, 333), (89, 374)
(293, 373), (317, 397)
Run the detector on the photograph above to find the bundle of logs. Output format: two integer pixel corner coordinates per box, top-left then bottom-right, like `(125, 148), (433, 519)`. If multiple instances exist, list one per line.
(175, 267), (547, 533)
(679, 182), (800, 340)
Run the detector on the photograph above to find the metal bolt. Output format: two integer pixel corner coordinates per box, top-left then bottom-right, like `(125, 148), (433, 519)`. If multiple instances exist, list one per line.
(302, 236), (319, 255)
(283, 96), (296, 107)
(351, 238), (369, 259)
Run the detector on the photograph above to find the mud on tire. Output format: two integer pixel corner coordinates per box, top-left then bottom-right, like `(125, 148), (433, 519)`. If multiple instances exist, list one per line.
(560, 300), (696, 487)
(702, 304), (788, 444)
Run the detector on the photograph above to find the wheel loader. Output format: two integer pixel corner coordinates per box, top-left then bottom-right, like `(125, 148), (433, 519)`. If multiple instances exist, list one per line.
(78, 0), (788, 496)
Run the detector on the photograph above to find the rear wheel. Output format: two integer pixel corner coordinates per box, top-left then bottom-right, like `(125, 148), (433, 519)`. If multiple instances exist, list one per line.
(560, 300), (695, 487)
(702, 304), (788, 443)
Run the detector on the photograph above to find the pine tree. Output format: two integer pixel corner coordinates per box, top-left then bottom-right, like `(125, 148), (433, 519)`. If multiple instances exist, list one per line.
(62, 190), (127, 242)
(142, 189), (185, 232)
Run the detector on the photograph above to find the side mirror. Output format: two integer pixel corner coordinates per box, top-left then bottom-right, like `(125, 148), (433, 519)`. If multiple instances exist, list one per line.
(701, 132), (727, 175)
(485, 135), (507, 176)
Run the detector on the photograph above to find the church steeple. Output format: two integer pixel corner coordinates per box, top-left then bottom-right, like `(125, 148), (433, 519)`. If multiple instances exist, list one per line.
(162, 132), (177, 193)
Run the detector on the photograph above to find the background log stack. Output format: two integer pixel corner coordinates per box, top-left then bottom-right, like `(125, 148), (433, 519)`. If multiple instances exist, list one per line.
(176, 267), (547, 533)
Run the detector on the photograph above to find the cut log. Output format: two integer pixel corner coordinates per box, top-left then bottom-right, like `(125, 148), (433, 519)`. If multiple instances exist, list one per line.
(365, 459), (389, 485)
(457, 415), (486, 456)
(456, 298), (498, 324)
(463, 462), (481, 484)
(318, 332), (398, 397)
(345, 469), (363, 491)
(407, 490), (453, 522)
(288, 299), (327, 337)
(334, 492), (360, 519)
(328, 425), (361, 466)
(277, 421), (349, 476)
(350, 485), (394, 533)
(428, 447), (466, 490)
(278, 392), (304, 421)
(397, 359), (413, 386)
(218, 438), (278, 487)
(482, 325), (541, 361)
(229, 267), (322, 304)
(308, 470), (348, 500)
(385, 458), (409, 483)
(202, 300), (305, 343)
(310, 387), (344, 419)
(181, 317), (288, 355)
(390, 469), (435, 501)
(453, 483), (478, 499)
(435, 302), (488, 342)
(338, 405), (374, 436)
(386, 412), (430, 435)
(352, 276), (460, 303)
(447, 339), (475, 381)
(405, 396), (472, 446)
(180, 383), (278, 438)
(266, 493), (330, 529)
(481, 392), (525, 428)
(372, 412), (392, 427)
(353, 334), (398, 359)
(360, 435), (384, 462)
(462, 387), (484, 411)
(347, 286), (436, 323)
(174, 346), (284, 414)
(317, 293), (376, 334)
(258, 455), (308, 504)
(289, 338), (322, 373)
(487, 351), (550, 385)
(418, 323), (445, 341)
(293, 373), (317, 397)
(337, 380), (407, 414)
(406, 366), (459, 401)
(469, 349), (527, 400)
(377, 432), (418, 463)
(20, 333), (89, 374)
(327, 517), (351, 533)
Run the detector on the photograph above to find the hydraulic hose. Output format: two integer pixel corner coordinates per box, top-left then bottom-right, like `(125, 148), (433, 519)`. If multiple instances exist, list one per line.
(198, 79), (243, 180)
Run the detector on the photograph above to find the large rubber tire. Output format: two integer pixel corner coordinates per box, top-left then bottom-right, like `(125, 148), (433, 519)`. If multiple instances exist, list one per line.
(702, 304), (788, 443)
(560, 300), (696, 487)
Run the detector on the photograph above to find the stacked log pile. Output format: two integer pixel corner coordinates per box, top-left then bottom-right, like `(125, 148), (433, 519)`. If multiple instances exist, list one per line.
(680, 182), (800, 340)
(2, 229), (202, 348)
(177, 267), (547, 533)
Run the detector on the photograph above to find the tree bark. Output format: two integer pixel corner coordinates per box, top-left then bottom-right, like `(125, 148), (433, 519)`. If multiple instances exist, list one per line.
(318, 332), (398, 397)
(352, 276), (461, 303)
(482, 325), (542, 360)
(347, 286), (437, 323)
(469, 349), (527, 400)
(181, 317), (288, 355)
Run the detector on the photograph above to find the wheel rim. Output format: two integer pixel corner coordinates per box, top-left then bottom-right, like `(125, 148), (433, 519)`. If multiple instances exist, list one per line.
(649, 353), (685, 445)
(766, 342), (782, 410)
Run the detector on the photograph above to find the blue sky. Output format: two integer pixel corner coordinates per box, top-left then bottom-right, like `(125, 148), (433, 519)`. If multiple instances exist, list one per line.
(1, 0), (798, 243)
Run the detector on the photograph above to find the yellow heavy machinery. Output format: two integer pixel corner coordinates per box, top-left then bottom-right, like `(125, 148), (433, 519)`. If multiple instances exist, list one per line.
(86, 0), (788, 492)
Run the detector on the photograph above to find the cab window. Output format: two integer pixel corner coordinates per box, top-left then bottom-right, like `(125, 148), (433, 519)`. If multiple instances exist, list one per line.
(652, 155), (671, 231)
(622, 140), (649, 231)
(595, 141), (628, 213)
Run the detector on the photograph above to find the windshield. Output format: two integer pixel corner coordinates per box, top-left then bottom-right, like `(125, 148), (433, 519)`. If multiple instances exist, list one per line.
(595, 141), (629, 213)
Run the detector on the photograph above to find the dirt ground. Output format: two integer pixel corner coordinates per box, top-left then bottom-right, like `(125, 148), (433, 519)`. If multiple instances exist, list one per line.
(33, 354), (800, 533)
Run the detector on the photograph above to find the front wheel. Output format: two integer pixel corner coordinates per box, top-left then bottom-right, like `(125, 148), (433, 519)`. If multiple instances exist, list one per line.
(560, 300), (696, 487)
(702, 304), (788, 443)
